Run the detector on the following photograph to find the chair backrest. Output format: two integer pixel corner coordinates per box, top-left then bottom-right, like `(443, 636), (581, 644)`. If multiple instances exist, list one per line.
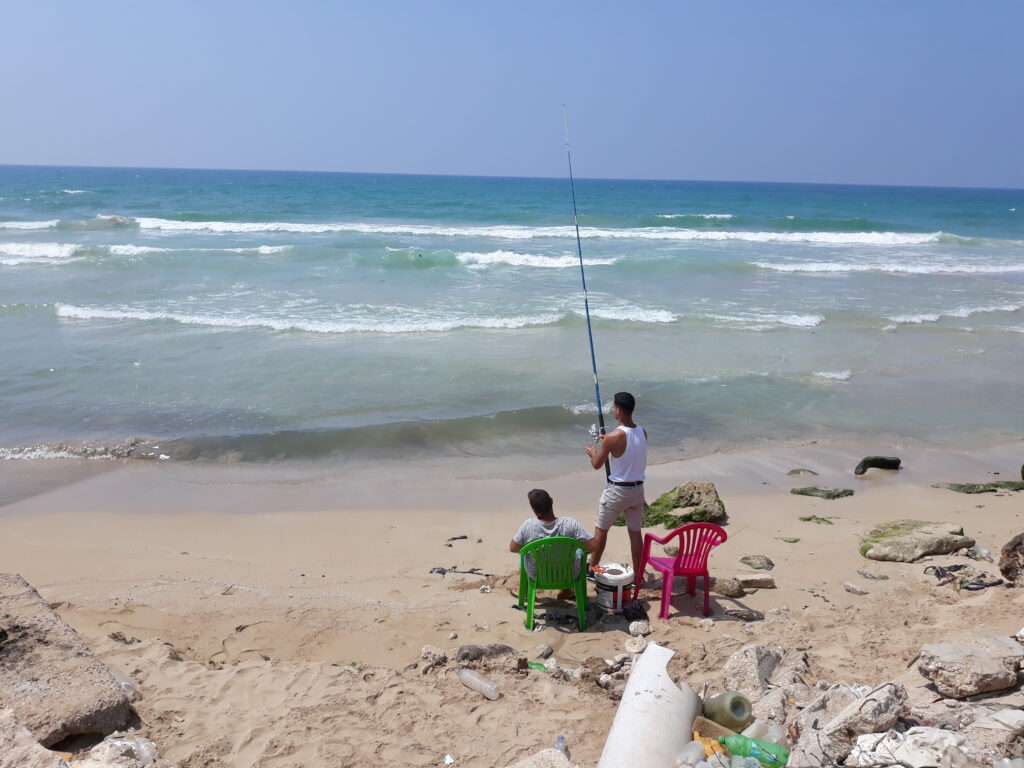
(519, 536), (587, 588)
(669, 522), (727, 572)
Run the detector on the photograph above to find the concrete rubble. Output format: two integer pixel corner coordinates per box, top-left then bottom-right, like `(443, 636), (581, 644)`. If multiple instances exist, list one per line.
(917, 636), (1024, 698)
(0, 573), (133, 746)
(0, 706), (68, 768)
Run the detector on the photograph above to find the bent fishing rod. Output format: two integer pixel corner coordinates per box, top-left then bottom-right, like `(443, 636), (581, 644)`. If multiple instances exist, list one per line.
(563, 108), (610, 479)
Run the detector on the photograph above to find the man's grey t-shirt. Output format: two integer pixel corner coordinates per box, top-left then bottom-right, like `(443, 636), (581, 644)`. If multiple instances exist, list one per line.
(513, 516), (593, 579)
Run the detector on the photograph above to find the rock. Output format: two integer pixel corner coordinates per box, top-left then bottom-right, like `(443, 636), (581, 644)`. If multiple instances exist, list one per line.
(0, 707), (69, 768)
(791, 684), (861, 744)
(857, 570), (889, 581)
(624, 636), (648, 654)
(962, 708), (1024, 759)
(646, 481), (726, 525)
(737, 574), (776, 589)
(791, 486), (854, 500)
(854, 455), (902, 475)
(722, 645), (784, 700)
(447, 632), (458, 640)
(663, 545), (678, 557)
(598, 673), (613, 688)
(787, 468), (818, 476)
(84, 735), (159, 767)
(0, 574), (133, 747)
(535, 644), (554, 660)
(791, 682), (908, 764)
(499, 748), (573, 768)
(723, 607), (763, 622)
(999, 532), (1024, 585)
(710, 577), (747, 598)
(860, 520), (975, 562)
(917, 637), (1024, 698)
(843, 582), (869, 595)
(628, 620), (651, 637)
(621, 601), (648, 622)
(932, 481), (1024, 493)
(420, 645), (447, 665)
(739, 555), (774, 571)
(455, 644), (515, 662)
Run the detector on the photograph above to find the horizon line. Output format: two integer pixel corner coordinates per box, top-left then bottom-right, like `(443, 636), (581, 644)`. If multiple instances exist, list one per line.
(0, 161), (1022, 193)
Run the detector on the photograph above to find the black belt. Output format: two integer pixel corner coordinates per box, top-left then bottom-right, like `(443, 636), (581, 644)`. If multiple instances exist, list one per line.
(609, 480), (643, 487)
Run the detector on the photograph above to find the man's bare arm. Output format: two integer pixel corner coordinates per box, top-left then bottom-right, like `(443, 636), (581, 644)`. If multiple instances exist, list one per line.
(509, 539), (521, 553)
(585, 430), (625, 470)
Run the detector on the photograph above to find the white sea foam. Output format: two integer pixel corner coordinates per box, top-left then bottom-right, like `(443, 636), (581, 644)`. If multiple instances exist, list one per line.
(584, 305), (677, 323)
(656, 213), (734, 219)
(886, 303), (1024, 326)
(707, 312), (823, 329)
(456, 250), (616, 269)
(60, 189), (89, 194)
(0, 242), (81, 265)
(109, 245), (174, 255)
(54, 303), (566, 335)
(131, 216), (953, 246)
(0, 220), (59, 230)
(814, 370), (852, 381)
(753, 260), (1024, 275)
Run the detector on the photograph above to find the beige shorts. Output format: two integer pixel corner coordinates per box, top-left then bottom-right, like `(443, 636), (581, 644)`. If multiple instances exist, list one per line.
(595, 484), (645, 531)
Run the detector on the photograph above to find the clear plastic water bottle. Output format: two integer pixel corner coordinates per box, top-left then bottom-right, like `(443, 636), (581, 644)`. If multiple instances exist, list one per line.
(555, 735), (567, 754)
(455, 668), (500, 700)
(674, 740), (707, 766)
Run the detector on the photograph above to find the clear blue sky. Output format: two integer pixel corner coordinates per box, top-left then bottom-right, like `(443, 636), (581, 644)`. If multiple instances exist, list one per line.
(2, 1), (1021, 188)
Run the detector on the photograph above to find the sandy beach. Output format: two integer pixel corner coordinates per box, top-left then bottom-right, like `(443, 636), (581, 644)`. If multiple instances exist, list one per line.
(2, 437), (1021, 767)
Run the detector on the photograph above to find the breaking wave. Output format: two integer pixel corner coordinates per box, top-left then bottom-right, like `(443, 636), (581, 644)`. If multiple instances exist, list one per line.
(456, 250), (617, 269)
(0, 242), (81, 265)
(0, 438), (143, 460)
(0, 220), (59, 230)
(753, 261), (1024, 275)
(885, 302), (1024, 327)
(706, 312), (824, 329)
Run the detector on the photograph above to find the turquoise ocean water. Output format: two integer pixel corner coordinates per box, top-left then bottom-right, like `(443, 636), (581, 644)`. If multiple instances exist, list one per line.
(1, 165), (1022, 467)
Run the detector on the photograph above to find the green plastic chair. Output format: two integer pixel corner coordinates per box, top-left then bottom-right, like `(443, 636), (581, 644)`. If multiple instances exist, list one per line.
(518, 536), (588, 631)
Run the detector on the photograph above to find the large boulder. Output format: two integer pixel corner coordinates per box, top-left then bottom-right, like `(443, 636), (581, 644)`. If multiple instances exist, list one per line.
(917, 637), (1024, 698)
(642, 481), (725, 526)
(0, 707), (68, 768)
(859, 520), (974, 562)
(0, 574), (133, 746)
(1000, 533), (1024, 585)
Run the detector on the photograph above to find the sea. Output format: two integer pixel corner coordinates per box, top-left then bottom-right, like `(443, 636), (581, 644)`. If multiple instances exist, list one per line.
(1, 165), (1022, 472)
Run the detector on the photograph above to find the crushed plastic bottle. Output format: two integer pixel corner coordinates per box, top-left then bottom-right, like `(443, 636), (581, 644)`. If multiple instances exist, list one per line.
(455, 668), (500, 700)
(674, 740), (707, 767)
(99, 737), (158, 767)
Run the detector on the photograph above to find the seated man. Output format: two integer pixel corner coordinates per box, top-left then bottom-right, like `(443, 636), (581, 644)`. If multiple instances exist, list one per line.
(509, 488), (597, 600)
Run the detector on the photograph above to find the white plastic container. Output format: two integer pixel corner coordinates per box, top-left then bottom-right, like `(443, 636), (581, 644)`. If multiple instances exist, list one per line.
(455, 668), (500, 700)
(595, 563), (634, 612)
(673, 740), (706, 766)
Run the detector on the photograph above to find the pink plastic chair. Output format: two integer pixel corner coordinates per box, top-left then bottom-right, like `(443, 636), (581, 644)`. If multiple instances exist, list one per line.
(632, 522), (727, 619)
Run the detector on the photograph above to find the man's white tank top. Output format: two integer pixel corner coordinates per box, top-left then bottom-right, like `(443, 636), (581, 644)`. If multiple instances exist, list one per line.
(609, 425), (646, 482)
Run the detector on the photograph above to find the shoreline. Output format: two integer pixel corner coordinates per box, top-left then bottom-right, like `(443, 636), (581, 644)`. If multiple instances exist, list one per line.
(1, 438), (1021, 766)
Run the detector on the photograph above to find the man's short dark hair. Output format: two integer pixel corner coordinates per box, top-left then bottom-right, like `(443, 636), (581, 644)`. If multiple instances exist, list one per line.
(527, 488), (554, 517)
(613, 392), (636, 415)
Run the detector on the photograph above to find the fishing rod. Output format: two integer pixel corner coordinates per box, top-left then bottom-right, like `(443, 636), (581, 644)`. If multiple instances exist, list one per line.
(563, 108), (610, 479)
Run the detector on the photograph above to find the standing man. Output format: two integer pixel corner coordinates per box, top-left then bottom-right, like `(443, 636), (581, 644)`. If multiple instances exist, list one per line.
(584, 391), (647, 579)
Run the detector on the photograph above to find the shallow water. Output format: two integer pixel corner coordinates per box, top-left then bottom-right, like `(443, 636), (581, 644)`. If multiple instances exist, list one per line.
(1, 166), (1022, 464)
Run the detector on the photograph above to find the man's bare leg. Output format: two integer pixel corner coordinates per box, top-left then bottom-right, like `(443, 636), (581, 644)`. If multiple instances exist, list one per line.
(589, 527), (609, 572)
(628, 528), (644, 584)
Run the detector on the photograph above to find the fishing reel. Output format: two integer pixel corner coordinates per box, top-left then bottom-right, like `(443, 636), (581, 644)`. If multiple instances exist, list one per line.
(588, 423), (604, 446)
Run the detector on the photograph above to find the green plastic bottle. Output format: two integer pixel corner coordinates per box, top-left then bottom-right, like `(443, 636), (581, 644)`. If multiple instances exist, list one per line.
(719, 734), (789, 767)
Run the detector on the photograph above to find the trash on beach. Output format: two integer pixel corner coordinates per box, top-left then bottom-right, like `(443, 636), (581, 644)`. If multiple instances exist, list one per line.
(455, 644), (515, 662)
(446, 535), (469, 542)
(597, 643), (701, 768)
(428, 565), (493, 578)
(702, 691), (753, 731)
(455, 668), (500, 700)
(719, 733), (788, 767)
(443, 754), (456, 765)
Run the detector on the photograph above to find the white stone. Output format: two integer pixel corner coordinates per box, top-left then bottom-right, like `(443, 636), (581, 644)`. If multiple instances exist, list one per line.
(628, 620), (652, 637)
(624, 636), (648, 654)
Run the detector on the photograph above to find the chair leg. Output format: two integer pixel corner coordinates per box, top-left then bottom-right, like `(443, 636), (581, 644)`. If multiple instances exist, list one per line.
(632, 558), (646, 602)
(575, 582), (587, 631)
(660, 574), (672, 620)
(518, 569), (527, 607)
(687, 574), (696, 596)
(525, 584), (536, 631)
(703, 570), (711, 617)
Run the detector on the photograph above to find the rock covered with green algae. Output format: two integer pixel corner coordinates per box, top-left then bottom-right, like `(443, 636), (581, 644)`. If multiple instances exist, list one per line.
(859, 520), (975, 562)
(791, 486), (854, 500)
(620, 480), (725, 528)
(931, 480), (1024, 494)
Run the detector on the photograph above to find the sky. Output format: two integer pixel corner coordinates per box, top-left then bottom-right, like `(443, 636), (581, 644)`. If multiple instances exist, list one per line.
(1, 1), (1022, 188)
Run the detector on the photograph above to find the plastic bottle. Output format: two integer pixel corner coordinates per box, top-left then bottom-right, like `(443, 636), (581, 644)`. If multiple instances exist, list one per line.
(762, 723), (789, 750)
(455, 668), (500, 700)
(674, 741), (707, 767)
(555, 735), (567, 756)
(719, 734), (789, 768)
(703, 691), (754, 731)
(741, 719), (769, 741)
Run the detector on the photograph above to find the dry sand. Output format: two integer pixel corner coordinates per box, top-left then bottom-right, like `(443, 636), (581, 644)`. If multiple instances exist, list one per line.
(1, 438), (1021, 767)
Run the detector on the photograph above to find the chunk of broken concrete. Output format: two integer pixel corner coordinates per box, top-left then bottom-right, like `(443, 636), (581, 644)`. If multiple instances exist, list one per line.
(710, 577), (746, 598)
(791, 486), (854, 500)
(917, 637), (1023, 698)
(791, 682), (908, 764)
(722, 645), (783, 701)
(860, 520), (975, 562)
(0, 574), (133, 747)
(737, 574), (775, 590)
(961, 708), (1024, 759)
(739, 555), (774, 571)
(455, 643), (515, 662)
(0, 707), (69, 768)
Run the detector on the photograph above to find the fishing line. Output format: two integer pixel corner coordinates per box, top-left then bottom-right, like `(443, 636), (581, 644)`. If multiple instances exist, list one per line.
(563, 107), (610, 478)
